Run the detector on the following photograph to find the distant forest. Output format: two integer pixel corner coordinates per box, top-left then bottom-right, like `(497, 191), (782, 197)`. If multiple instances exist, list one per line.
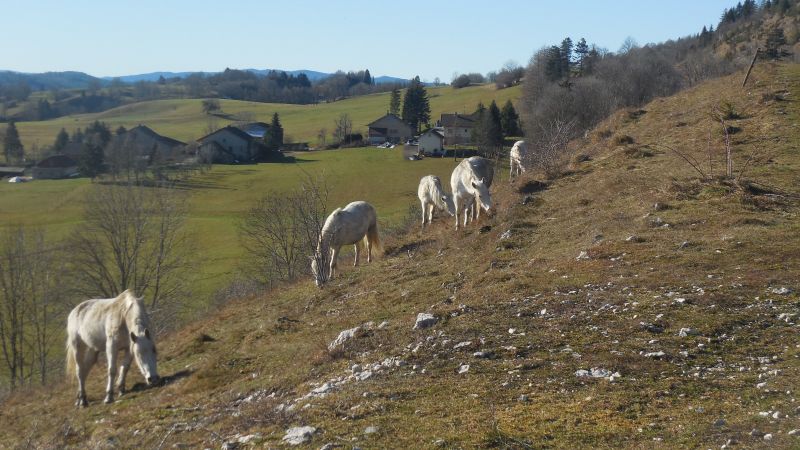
(0, 68), (406, 122)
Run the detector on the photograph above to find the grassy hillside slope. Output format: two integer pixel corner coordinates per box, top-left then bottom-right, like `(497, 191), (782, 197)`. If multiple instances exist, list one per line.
(2, 64), (799, 448)
(13, 84), (521, 149)
(0, 148), (466, 298)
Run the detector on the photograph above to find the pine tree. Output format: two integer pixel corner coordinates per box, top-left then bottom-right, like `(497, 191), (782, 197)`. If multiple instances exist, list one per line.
(264, 112), (284, 152)
(500, 100), (521, 137)
(363, 69), (372, 85)
(54, 128), (69, 153)
(765, 26), (787, 58)
(401, 76), (431, 133)
(3, 121), (24, 164)
(389, 88), (401, 115)
(79, 141), (104, 180)
(574, 38), (590, 75)
(560, 37), (574, 76)
(545, 46), (563, 81)
(470, 103), (487, 146)
(486, 101), (503, 148)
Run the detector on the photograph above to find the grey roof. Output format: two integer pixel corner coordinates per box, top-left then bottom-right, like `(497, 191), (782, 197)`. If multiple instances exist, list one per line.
(198, 125), (255, 143)
(128, 125), (186, 147)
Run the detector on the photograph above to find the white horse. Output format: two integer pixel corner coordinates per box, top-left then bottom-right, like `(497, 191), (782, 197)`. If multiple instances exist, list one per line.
(450, 156), (494, 229)
(66, 290), (159, 407)
(311, 201), (382, 287)
(417, 175), (456, 228)
(509, 140), (528, 179)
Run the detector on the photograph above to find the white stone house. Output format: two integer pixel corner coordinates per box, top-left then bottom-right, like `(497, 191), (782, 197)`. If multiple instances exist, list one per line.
(197, 126), (256, 163)
(418, 128), (445, 156)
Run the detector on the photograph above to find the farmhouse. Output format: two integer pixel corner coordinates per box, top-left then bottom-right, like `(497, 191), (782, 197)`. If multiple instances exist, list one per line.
(418, 128), (445, 156)
(367, 113), (413, 145)
(197, 126), (258, 163)
(439, 113), (477, 145)
(115, 125), (187, 162)
(31, 154), (79, 179)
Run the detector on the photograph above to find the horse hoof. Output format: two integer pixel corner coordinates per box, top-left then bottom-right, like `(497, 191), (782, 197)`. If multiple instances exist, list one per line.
(104, 396), (114, 404)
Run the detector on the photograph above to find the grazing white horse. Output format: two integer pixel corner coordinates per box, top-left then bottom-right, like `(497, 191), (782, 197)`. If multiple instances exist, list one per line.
(66, 290), (159, 407)
(450, 156), (494, 229)
(311, 201), (382, 287)
(417, 175), (456, 228)
(509, 140), (528, 179)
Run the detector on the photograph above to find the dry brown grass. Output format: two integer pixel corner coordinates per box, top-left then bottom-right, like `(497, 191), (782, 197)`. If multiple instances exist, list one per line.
(1, 63), (800, 449)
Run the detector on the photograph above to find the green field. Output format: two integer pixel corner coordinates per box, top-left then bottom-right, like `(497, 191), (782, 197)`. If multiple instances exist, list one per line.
(0, 148), (472, 298)
(14, 84), (521, 149)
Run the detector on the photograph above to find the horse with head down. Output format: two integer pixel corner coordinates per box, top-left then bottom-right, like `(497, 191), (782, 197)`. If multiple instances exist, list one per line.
(311, 201), (382, 287)
(66, 290), (159, 407)
(450, 156), (494, 229)
(417, 175), (455, 228)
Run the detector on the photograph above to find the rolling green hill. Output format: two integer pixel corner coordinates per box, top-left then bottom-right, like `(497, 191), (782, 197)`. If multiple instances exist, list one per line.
(14, 84), (521, 149)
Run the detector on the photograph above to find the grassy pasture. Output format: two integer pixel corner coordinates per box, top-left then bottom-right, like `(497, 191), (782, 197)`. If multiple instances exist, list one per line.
(0, 148), (468, 299)
(13, 84), (521, 149)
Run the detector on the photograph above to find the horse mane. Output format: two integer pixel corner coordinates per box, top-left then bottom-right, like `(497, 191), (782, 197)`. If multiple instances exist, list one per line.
(429, 176), (449, 210)
(117, 290), (151, 333)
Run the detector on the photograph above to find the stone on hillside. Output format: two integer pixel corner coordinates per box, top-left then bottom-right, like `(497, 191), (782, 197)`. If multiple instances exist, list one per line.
(364, 426), (379, 435)
(457, 364), (470, 374)
(771, 287), (793, 295)
(328, 326), (360, 352)
(644, 351), (666, 359)
(576, 250), (590, 260)
(453, 341), (472, 350)
(678, 328), (700, 337)
(788, 429), (799, 436)
(414, 313), (438, 330)
(282, 426), (317, 446)
(500, 230), (512, 240)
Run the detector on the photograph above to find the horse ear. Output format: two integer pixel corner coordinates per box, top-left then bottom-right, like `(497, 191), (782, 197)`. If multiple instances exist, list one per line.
(480, 177), (485, 184)
(441, 195), (447, 201)
(130, 332), (138, 343)
(145, 329), (151, 340)
(471, 180), (478, 189)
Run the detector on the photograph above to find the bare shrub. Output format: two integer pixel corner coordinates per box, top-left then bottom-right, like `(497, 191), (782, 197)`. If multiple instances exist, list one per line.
(526, 119), (577, 178)
(0, 227), (66, 388)
(239, 175), (329, 287)
(69, 183), (193, 315)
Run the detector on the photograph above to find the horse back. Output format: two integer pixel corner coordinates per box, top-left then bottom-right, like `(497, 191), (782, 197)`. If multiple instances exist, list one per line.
(68, 297), (124, 350)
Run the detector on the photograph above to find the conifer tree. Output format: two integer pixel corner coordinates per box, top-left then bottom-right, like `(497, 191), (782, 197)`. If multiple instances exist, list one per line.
(500, 100), (521, 137)
(389, 88), (401, 115)
(54, 128), (69, 153)
(79, 141), (104, 180)
(401, 76), (431, 133)
(574, 38), (590, 75)
(3, 121), (24, 164)
(264, 112), (284, 152)
(560, 37), (574, 75)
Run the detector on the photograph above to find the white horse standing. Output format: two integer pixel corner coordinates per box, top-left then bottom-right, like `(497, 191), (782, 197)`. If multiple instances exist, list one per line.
(417, 175), (456, 228)
(66, 290), (159, 407)
(450, 156), (494, 229)
(509, 140), (528, 179)
(311, 201), (382, 287)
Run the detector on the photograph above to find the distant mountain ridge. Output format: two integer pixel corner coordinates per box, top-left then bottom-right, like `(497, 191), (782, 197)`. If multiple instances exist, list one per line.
(0, 68), (410, 90)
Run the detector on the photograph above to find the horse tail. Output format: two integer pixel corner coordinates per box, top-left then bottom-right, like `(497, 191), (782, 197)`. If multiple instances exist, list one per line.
(65, 337), (76, 379)
(365, 219), (383, 258)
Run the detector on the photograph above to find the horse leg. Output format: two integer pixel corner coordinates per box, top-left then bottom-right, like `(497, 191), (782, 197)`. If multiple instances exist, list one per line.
(329, 247), (338, 279)
(427, 203), (434, 224)
(366, 230), (373, 263)
(473, 196), (480, 220)
(420, 200), (427, 228)
(454, 197), (461, 230)
(117, 348), (132, 396)
(105, 340), (118, 404)
(353, 242), (360, 267)
(77, 347), (97, 408)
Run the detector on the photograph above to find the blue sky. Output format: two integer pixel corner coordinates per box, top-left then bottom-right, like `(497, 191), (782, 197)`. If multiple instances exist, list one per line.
(2, 0), (737, 81)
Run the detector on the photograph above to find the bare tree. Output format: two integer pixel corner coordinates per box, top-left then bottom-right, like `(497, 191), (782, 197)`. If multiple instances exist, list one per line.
(239, 175), (329, 287)
(528, 119), (577, 177)
(333, 114), (352, 144)
(0, 227), (64, 388)
(69, 183), (192, 326)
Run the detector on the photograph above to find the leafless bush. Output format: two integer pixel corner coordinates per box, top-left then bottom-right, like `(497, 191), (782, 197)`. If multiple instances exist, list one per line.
(526, 119), (577, 178)
(68, 183), (193, 312)
(0, 227), (66, 388)
(239, 175), (329, 287)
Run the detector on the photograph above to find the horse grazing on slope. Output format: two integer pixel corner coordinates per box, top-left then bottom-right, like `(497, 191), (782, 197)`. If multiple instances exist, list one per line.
(417, 175), (456, 228)
(311, 201), (382, 287)
(509, 140), (528, 179)
(451, 156), (494, 229)
(66, 290), (159, 407)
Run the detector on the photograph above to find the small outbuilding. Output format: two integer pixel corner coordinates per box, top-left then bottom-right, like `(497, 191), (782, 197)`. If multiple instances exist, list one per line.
(31, 155), (79, 179)
(418, 128), (445, 156)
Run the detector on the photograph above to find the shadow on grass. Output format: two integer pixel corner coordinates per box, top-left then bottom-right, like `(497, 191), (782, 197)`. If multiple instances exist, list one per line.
(129, 369), (193, 392)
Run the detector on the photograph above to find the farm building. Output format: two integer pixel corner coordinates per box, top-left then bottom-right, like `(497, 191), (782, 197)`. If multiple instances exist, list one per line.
(197, 126), (259, 163)
(367, 113), (414, 145)
(418, 128), (445, 156)
(31, 155), (79, 179)
(114, 125), (187, 162)
(438, 113), (478, 145)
